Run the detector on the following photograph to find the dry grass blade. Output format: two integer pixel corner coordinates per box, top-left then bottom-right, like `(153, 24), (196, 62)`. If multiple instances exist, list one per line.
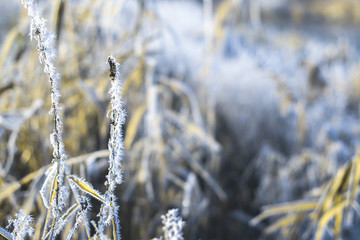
(0, 182), (21, 202)
(319, 163), (349, 214)
(41, 171), (58, 240)
(0, 27), (18, 73)
(250, 200), (318, 226)
(0, 150), (107, 207)
(165, 110), (220, 152)
(122, 55), (144, 93)
(214, 0), (233, 44)
(68, 175), (106, 204)
(172, 138), (227, 201)
(60, 203), (79, 224)
(124, 104), (146, 149)
(315, 200), (347, 240)
(253, 153), (360, 239)
(65, 150), (109, 166)
(159, 78), (204, 127)
(345, 155), (360, 220)
(264, 213), (300, 234)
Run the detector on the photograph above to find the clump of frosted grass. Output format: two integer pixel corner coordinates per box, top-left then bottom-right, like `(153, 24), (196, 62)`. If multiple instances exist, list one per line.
(8, 210), (34, 240)
(154, 209), (185, 240)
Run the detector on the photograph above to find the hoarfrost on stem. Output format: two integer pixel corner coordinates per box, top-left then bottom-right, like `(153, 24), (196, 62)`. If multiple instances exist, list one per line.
(97, 56), (125, 238)
(21, 1), (70, 239)
(21, 0), (66, 163)
(106, 56), (126, 194)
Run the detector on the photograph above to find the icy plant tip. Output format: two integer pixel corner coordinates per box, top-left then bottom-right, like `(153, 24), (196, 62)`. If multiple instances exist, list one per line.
(106, 55), (125, 193)
(97, 56), (125, 239)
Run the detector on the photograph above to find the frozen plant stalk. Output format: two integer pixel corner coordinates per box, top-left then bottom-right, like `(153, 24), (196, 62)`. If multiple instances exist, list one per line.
(21, 0), (69, 238)
(106, 56), (125, 193)
(21, 0), (65, 163)
(97, 56), (125, 239)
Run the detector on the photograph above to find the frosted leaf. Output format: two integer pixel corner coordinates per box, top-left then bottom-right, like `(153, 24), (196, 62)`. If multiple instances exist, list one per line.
(40, 163), (57, 208)
(55, 204), (79, 235)
(68, 175), (106, 203)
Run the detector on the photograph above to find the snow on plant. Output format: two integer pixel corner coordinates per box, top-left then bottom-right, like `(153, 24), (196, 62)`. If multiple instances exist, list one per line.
(162, 209), (185, 240)
(21, 0), (70, 238)
(154, 209), (185, 240)
(21, 0), (64, 163)
(96, 56), (125, 239)
(8, 210), (34, 240)
(19, 1), (120, 239)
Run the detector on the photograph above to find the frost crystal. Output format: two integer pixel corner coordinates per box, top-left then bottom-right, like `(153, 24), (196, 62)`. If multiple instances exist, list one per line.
(8, 210), (34, 240)
(161, 209), (185, 240)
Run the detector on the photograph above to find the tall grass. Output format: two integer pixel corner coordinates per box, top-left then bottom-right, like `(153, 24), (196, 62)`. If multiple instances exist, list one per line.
(1, 0), (189, 239)
(2, 0), (360, 240)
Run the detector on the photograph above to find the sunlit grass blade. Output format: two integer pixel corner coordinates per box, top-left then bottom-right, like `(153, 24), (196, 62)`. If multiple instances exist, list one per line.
(315, 200), (347, 240)
(0, 27), (18, 73)
(264, 213), (299, 234)
(0, 182), (21, 202)
(68, 175), (106, 204)
(250, 200), (318, 226)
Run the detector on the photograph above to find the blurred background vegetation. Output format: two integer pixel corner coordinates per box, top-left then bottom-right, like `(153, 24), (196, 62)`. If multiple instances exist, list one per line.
(1, 0), (360, 239)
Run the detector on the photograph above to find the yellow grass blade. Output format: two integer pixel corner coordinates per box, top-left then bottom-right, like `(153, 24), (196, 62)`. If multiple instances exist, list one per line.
(186, 122), (220, 152)
(124, 104), (146, 149)
(0, 182), (21, 202)
(322, 164), (348, 211)
(214, 0), (232, 43)
(41, 172), (58, 240)
(348, 155), (360, 203)
(250, 201), (318, 226)
(68, 175), (106, 203)
(315, 200), (347, 240)
(123, 56), (144, 93)
(334, 210), (342, 240)
(51, 0), (63, 30)
(264, 213), (299, 234)
(0, 27), (18, 73)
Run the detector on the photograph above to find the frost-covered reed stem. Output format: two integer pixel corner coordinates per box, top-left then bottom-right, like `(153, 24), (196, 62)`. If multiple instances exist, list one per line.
(21, 1), (68, 239)
(21, 0), (65, 163)
(97, 56), (125, 239)
(106, 56), (125, 193)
